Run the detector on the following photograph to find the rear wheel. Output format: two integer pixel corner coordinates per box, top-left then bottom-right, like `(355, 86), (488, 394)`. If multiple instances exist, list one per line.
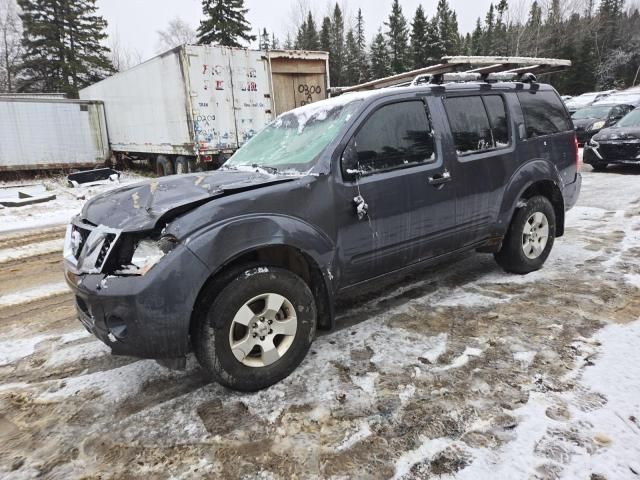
(494, 195), (556, 274)
(175, 156), (189, 174)
(194, 266), (316, 391)
(156, 155), (174, 176)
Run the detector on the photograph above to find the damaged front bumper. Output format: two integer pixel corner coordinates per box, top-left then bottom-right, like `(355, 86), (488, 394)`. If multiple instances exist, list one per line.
(63, 220), (211, 359)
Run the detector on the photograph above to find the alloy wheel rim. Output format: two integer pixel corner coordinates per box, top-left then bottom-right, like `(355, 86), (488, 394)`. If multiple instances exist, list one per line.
(228, 293), (297, 367)
(522, 211), (549, 259)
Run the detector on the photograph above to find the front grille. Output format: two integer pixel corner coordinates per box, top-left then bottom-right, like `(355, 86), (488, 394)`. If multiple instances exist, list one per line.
(598, 143), (640, 161)
(96, 234), (116, 266)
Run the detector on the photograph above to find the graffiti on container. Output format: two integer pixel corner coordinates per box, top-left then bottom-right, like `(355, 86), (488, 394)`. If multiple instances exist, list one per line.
(202, 64), (224, 76)
(194, 114), (217, 144)
(298, 84), (322, 106)
(216, 80), (224, 90)
(240, 81), (258, 92)
(199, 102), (209, 108)
(247, 68), (257, 78)
(243, 102), (265, 108)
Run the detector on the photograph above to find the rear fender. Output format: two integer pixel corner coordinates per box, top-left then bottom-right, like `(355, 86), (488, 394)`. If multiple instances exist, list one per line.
(495, 159), (565, 239)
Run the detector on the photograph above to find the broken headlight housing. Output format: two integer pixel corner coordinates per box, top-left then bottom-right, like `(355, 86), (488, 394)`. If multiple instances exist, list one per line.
(116, 235), (178, 276)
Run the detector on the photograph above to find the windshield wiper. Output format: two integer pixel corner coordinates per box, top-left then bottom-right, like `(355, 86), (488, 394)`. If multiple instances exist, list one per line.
(252, 164), (278, 174)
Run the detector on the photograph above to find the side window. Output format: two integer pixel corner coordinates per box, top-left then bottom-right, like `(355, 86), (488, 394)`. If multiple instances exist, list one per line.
(517, 90), (572, 138)
(353, 101), (435, 174)
(483, 95), (509, 147)
(443, 96), (493, 155)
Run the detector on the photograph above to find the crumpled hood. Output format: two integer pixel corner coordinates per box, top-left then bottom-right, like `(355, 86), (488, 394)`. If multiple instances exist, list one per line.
(593, 127), (640, 142)
(81, 170), (298, 231)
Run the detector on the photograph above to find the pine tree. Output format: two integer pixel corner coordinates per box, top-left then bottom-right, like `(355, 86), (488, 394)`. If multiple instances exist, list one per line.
(483, 3), (495, 55)
(271, 33), (279, 49)
(320, 16), (331, 52)
(18, 0), (114, 96)
(470, 17), (484, 55)
(344, 29), (358, 85)
(330, 3), (345, 86)
(355, 8), (369, 82)
(260, 28), (270, 50)
(370, 29), (391, 79)
(494, 0), (509, 55)
(197, 0), (256, 47)
(410, 5), (429, 69)
(385, 0), (409, 74)
(526, 1), (542, 56)
(435, 0), (460, 56)
(297, 11), (319, 50)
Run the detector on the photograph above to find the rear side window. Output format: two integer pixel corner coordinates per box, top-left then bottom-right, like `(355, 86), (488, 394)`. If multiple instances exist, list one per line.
(353, 101), (435, 173)
(443, 95), (509, 155)
(517, 90), (572, 137)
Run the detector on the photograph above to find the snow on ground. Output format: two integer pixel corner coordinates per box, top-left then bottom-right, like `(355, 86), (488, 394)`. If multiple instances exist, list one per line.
(0, 172), (146, 233)
(1, 165), (640, 479)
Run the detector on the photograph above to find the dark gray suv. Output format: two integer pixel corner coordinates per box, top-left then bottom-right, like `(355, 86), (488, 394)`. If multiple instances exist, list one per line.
(64, 81), (581, 391)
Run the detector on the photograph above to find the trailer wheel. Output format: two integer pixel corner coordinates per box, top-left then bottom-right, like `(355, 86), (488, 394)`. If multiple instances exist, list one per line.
(175, 156), (189, 174)
(156, 155), (174, 176)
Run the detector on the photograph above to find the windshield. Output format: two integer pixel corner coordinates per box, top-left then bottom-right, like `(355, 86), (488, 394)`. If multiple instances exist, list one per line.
(224, 99), (363, 173)
(572, 106), (612, 119)
(617, 109), (640, 128)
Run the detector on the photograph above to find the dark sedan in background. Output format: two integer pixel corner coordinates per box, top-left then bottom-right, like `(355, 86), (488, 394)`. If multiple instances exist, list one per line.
(572, 104), (635, 144)
(584, 108), (640, 171)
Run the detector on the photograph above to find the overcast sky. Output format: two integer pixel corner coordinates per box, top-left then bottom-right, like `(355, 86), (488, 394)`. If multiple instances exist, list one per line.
(97, 0), (502, 62)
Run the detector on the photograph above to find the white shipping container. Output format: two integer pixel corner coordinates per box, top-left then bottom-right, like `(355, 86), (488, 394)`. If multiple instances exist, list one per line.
(79, 45), (329, 172)
(0, 98), (110, 171)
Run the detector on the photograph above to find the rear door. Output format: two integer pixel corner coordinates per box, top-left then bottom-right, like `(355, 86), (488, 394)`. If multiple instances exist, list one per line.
(335, 98), (457, 286)
(442, 93), (514, 246)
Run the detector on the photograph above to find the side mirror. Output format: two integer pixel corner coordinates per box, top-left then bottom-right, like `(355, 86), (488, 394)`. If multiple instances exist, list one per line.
(341, 140), (360, 179)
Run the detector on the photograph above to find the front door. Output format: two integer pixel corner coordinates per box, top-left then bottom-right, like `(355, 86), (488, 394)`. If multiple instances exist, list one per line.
(335, 99), (457, 286)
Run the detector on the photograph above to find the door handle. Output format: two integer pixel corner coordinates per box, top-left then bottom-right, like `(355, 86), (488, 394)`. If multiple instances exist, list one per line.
(428, 170), (452, 186)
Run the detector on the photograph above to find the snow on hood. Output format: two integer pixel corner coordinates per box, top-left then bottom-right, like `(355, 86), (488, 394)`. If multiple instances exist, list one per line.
(80, 170), (298, 232)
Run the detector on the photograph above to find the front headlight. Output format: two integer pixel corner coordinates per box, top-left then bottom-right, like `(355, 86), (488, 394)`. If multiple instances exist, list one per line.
(589, 121), (605, 131)
(117, 235), (177, 275)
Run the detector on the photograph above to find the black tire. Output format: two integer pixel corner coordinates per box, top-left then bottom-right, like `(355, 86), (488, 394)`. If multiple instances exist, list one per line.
(175, 156), (189, 175)
(591, 163), (608, 172)
(194, 266), (317, 392)
(156, 155), (174, 176)
(494, 195), (556, 274)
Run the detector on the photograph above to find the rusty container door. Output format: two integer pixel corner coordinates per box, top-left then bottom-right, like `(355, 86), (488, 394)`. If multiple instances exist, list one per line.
(268, 52), (329, 115)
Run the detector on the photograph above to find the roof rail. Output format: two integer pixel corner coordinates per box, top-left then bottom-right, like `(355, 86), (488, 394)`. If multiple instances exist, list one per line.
(333, 56), (571, 94)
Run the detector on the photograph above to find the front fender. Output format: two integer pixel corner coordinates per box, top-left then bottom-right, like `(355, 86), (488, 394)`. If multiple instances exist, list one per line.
(183, 214), (336, 274)
(496, 159), (564, 235)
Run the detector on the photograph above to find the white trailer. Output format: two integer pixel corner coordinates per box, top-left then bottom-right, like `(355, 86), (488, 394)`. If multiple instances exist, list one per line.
(0, 97), (110, 171)
(79, 45), (330, 175)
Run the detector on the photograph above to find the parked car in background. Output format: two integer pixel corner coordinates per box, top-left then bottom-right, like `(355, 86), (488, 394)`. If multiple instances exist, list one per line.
(584, 107), (640, 170)
(593, 90), (640, 108)
(64, 79), (581, 391)
(561, 95), (573, 102)
(571, 103), (635, 144)
(565, 90), (616, 113)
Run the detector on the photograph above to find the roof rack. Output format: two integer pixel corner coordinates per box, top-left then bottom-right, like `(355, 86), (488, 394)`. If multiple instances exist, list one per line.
(332, 56), (571, 94)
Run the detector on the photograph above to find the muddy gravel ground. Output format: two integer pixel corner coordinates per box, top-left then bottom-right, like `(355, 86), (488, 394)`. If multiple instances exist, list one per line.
(1, 167), (640, 479)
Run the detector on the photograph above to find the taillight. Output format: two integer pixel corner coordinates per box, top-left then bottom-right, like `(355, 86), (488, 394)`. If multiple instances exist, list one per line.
(574, 134), (581, 173)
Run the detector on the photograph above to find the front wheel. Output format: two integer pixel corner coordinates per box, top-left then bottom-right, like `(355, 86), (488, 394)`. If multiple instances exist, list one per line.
(494, 195), (556, 274)
(194, 266), (316, 391)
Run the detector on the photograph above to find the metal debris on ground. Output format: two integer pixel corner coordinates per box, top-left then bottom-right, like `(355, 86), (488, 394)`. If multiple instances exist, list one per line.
(0, 184), (56, 207)
(67, 168), (120, 188)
